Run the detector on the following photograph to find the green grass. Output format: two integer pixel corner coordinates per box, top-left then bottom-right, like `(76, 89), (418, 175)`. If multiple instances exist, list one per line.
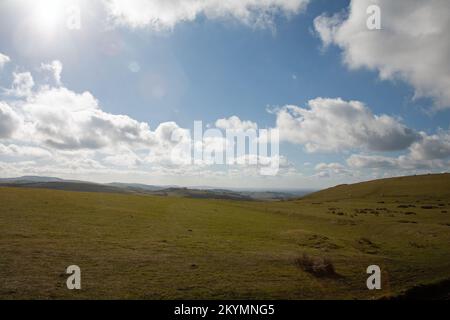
(1, 174), (450, 299)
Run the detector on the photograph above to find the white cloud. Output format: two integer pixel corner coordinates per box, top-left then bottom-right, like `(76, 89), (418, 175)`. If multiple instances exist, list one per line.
(103, 151), (143, 168)
(347, 154), (397, 170)
(314, 162), (351, 178)
(409, 130), (450, 161)
(314, 0), (450, 108)
(315, 162), (346, 172)
(9, 72), (35, 97)
(0, 103), (21, 139)
(22, 86), (156, 150)
(1, 70), (287, 180)
(153, 121), (187, 145)
(103, 0), (309, 30)
(275, 97), (419, 152)
(0, 143), (52, 158)
(347, 129), (450, 172)
(4, 56), (448, 185)
(40, 60), (63, 85)
(347, 153), (448, 172)
(0, 79), (196, 176)
(0, 65), (199, 174)
(215, 116), (258, 131)
(0, 53), (10, 69)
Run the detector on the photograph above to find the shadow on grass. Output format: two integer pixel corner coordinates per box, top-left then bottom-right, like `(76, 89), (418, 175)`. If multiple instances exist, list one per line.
(385, 279), (450, 300)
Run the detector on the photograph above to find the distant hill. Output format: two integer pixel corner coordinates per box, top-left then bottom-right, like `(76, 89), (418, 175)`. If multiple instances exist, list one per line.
(107, 182), (167, 192)
(147, 187), (254, 201)
(0, 180), (128, 194)
(0, 176), (66, 183)
(7, 174), (449, 202)
(304, 173), (450, 201)
(240, 190), (312, 200)
(0, 176), (306, 201)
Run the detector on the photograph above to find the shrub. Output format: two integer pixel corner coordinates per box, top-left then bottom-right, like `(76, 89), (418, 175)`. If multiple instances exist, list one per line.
(294, 253), (337, 278)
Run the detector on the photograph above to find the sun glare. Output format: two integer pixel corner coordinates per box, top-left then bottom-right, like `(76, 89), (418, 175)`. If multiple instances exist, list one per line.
(32, 0), (68, 37)
(33, 0), (64, 35)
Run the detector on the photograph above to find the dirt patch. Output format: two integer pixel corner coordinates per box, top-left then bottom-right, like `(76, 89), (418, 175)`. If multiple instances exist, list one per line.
(294, 253), (339, 278)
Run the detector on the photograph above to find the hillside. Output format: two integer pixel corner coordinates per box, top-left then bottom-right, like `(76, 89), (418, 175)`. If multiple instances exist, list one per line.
(305, 173), (450, 201)
(1, 173), (449, 299)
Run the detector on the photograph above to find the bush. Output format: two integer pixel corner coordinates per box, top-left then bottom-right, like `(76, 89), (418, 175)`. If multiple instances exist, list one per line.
(294, 253), (337, 278)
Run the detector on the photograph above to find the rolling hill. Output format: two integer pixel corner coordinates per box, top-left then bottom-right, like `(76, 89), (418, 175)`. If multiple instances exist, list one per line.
(0, 176), (308, 201)
(0, 173), (449, 299)
(305, 173), (450, 201)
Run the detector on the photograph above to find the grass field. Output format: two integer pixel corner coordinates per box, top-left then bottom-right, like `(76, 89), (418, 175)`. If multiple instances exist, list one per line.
(1, 174), (450, 299)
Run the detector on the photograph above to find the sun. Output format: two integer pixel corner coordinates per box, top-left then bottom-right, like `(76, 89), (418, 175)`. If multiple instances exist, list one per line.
(32, 0), (67, 37)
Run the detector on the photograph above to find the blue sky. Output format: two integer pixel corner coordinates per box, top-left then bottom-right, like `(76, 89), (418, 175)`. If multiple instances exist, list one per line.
(0, 0), (449, 189)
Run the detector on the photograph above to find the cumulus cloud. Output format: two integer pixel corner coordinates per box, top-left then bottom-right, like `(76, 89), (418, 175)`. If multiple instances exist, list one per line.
(347, 154), (397, 170)
(0, 103), (21, 139)
(103, 151), (143, 168)
(0, 61), (195, 175)
(40, 60), (63, 86)
(4, 56), (447, 183)
(2, 68), (275, 175)
(409, 130), (450, 161)
(2, 61), (271, 178)
(103, 0), (309, 30)
(9, 72), (35, 97)
(275, 97), (419, 152)
(347, 129), (450, 172)
(22, 87), (156, 150)
(0, 53), (10, 69)
(314, 162), (352, 178)
(314, 0), (450, 108)
(215, 116), (258, 131)
(0, 143), (52, 158)
(347, 153), (448, 172)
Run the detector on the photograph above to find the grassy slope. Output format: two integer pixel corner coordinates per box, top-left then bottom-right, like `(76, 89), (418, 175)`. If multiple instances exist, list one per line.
(1, 174), (450, 299)
(306, 173), (450, 201)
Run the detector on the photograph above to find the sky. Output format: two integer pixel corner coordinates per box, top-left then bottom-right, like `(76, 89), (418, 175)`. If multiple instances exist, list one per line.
(0, 0), (450, 189)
